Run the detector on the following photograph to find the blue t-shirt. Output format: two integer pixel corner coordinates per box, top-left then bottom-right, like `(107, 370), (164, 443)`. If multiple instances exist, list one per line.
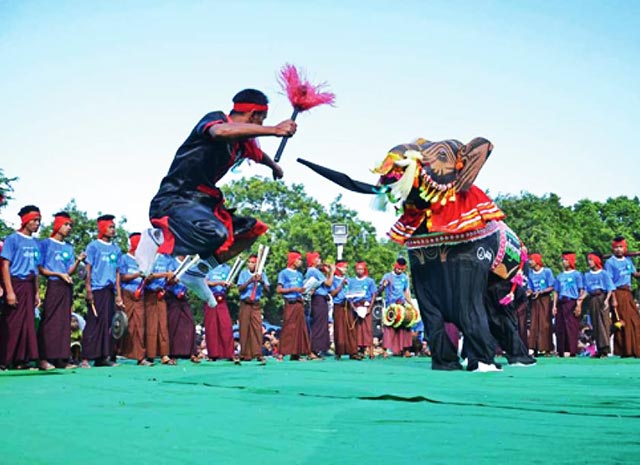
(277, 268), (304, 300)
(583, 269), (615, 294)
(237, 268), (270, 300)
(554, 270), (584, 299)
(604, 256), (637, 288)
(146, 254), (174, 291)
(118, 254), (143, 293)
(305, 267), (329, 297)
(527, 267), (555, 293)
(207, 263), (231, 295)
(380, 272), (409, 306)
(1, 232), (41, 278)
(330, 275), (348, 304)
(85, 239), (121, 290)
(346, 276), (376, 302)
(39, 238), (75, 280)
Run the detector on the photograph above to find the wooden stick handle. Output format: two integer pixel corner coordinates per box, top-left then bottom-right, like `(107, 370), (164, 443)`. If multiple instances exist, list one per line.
(273, 109), (299, 163)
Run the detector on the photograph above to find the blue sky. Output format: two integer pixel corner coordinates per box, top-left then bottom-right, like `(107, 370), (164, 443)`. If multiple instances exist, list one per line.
(1, 0), (638, 236)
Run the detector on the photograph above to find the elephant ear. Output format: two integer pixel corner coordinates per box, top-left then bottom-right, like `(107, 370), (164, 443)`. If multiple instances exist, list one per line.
(456, 137), (493, 192)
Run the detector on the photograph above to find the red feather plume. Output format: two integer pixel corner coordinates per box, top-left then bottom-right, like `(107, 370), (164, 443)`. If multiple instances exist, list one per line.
(278, 64), (335, 112)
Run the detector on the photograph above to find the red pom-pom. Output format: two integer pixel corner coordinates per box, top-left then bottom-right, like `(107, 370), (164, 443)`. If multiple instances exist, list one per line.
(279, 64), (335, 111)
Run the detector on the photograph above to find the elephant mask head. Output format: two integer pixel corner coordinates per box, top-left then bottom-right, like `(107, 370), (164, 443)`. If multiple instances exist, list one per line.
(373, 137), (493, 208)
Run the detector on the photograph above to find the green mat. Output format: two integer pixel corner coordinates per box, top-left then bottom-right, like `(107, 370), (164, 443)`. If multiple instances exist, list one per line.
(1, 357), (640, 465)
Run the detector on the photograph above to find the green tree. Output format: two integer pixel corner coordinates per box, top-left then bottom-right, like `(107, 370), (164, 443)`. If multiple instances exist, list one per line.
(496, 192), (640, 275)
(0, 168), (18, 238)
(222, 177), (404, 324)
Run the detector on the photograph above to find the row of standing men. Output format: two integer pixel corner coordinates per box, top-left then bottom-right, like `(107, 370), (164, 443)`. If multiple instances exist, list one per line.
(524, 242), (640, 359)
(0, 207), (416, 369)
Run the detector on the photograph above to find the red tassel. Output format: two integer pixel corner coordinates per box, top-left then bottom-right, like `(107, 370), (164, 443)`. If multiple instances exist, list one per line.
(279, 64), (335, 111)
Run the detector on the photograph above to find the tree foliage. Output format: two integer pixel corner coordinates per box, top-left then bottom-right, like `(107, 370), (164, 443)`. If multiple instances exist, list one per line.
(0, 168), (18, 238)
(222, 177), (403, 324)
(496, 193), (640, 274)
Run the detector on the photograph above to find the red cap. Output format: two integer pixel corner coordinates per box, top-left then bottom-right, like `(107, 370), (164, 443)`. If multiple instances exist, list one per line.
(306, 251), (320, 267)
(128, 233), (141, 255)
(529, 253), (543, 267)
(612, 237), (628, 253)
(51, 213), (72, 237)
(20, 211), (41, 228)
(356, 261), (368, 276)
(587, 253), (602, 270)
(287, 251), (302, 267)
(562, 252), (576, 270)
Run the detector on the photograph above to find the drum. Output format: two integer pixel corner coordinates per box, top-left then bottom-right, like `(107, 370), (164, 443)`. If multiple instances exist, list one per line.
(402, 304), (421, 327)
(383, 304), (405, 328)
(384, 303), (421, 328)
(111, 310), (129, 340)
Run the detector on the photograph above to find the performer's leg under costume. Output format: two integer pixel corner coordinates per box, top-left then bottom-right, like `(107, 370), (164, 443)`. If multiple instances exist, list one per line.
(150, 196), (266, 262)
(484, 280), (535, 365)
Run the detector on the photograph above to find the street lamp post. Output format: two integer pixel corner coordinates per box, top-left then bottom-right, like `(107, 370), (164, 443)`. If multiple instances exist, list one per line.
(331, 223), (348, 260)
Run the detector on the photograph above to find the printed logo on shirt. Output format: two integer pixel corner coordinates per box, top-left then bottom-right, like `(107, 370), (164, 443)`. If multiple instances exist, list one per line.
(101, 252), (118, 264)
(22, 247), (40, 260)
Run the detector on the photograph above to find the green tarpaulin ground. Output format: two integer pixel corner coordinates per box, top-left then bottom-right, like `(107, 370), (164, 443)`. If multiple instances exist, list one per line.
(1, 357), (639, 465)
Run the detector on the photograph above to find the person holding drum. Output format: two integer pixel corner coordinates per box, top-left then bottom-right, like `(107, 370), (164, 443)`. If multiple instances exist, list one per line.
(379, 257), (414, 357)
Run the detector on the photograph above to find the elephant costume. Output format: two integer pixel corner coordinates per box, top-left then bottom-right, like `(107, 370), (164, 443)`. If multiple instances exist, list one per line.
(298, 137), (535, 371)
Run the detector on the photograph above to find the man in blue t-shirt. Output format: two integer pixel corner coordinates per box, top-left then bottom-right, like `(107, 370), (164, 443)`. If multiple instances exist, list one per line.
(277, 251), (313, 360)
(237, 254), (270, 362)
(552, 252), (585, 357)
(605, 236), (640, 357)
(583, 252), (615, 357)
(526, 253), (556, 355)
(347, 261), (377, 358)
(81, 214), (122, 368)
(37, 211), (85, 370)
(304, 251), (334, 358)
(0, 205), (42, 370)
(118, 233), (150, 365)
(204, 263), (236, 362)
(379, 257), (413, 357)
(149, 89), (296, 267)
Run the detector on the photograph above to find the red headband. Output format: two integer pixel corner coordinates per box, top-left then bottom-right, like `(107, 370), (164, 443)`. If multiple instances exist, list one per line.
(287, 252), (302, 267)
(129, 235), (141, 255)
(529, 253), (543, 267)
(612, 238), (628, 253)
(20, 211), (41, 228)
(562, 253), (576, 270)
(51, 215), (72, 237)
(98, 219), (115, 239)
(335, 261), (348, 276)
(587, 253), (602, 270)
(356, 261), (369, 276)
(394, 262), (407, 272)
(233, 102), (268, 113)
(306, 252), (320, 267)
